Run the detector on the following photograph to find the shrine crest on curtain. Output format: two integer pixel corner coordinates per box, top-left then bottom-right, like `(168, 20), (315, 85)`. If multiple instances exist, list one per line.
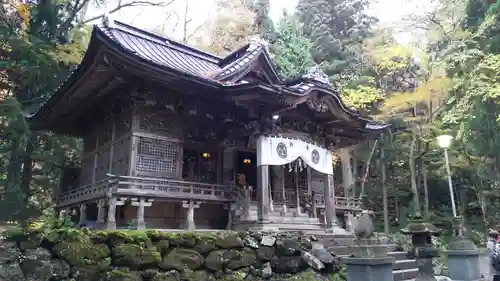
(256, 136), (333, 175)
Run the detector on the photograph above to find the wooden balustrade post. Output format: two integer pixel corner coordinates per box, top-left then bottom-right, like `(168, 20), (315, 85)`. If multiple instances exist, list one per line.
(106, 197), (125, 229)
(311, 191), (317, 218)
(182, 200), (200, 231)
(97, 199), (106, 227)
(132, 197), (153, 230)
(78, 203), (87, 227)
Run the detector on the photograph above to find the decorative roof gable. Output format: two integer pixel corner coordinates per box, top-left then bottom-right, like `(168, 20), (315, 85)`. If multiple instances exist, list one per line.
(212, 37), (281, 84)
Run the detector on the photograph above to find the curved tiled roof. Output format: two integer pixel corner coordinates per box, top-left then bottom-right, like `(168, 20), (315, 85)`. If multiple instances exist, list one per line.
(98, 21), (221, 77)
(31, 18), (389, 134)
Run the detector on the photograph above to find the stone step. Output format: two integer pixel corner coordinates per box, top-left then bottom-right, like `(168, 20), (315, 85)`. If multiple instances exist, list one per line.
(388, 251), (410, 261)
(393, 268), (418, 281)
(393, 259), (417, 271)
(235, 215), (320, 225)
(232, 221), (324, 232)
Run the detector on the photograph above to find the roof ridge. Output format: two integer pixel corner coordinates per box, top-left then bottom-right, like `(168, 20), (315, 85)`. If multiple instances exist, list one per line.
(109, 20), (222, 62)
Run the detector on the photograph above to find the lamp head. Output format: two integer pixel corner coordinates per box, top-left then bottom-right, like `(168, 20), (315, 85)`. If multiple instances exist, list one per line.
(436, 135), (453, 149)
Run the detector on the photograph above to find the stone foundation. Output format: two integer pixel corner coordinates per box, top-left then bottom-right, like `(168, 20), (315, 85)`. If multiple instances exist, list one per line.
(0, 228), (346, 281)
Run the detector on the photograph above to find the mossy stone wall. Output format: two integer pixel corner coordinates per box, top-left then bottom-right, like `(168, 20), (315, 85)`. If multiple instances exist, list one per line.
(0, 229), (346, 281)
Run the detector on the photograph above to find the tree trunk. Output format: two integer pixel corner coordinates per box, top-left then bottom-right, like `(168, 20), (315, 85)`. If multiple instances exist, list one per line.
(340, 148), (354, 197)
(381, 145), (389, 233)
(20, 133), (36, 203)
(358, 139), (378, 200)
(409, 127), (420, 213)
(421, 157), (429, 218)
(4, 139), (24, 220)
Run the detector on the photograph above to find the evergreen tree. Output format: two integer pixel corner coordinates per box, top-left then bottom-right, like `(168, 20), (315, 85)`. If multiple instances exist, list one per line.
(296, 0), (377, 80)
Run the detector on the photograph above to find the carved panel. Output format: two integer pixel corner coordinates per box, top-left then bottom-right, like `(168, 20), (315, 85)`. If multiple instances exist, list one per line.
(137, 109), (182, 137)
(114, 111), (131, 138)
(111, 136), (130, 176)
(136, 137), (180, 177)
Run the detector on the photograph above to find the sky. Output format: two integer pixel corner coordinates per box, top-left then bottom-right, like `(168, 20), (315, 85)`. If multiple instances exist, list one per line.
(86, 0), (434, 45)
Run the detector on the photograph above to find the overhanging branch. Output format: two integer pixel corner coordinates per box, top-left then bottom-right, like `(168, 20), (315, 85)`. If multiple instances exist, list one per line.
(81, 0), (176, 24)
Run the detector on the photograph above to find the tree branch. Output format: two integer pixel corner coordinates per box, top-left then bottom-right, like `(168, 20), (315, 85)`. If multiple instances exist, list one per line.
(81, 0), (176, 24)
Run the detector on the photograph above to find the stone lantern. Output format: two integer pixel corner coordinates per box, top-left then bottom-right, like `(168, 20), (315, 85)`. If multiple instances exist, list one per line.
(400, 213), (441, 281)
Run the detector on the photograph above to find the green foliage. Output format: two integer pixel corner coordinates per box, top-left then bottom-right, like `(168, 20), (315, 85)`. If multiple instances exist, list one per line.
(269, 14), (315, 78)
(0, 0), (84, 223)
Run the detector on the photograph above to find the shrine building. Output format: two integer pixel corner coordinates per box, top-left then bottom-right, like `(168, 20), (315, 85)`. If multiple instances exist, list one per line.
(30, 19), (389, 234)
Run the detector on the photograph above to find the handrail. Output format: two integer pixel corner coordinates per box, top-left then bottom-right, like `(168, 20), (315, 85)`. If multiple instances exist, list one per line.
(113, 174), (231, 188)
(313, 194), (362, 209)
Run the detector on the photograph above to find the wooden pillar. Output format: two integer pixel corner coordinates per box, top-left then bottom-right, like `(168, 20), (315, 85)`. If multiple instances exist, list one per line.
(257, 165), (270, 222)
(346, 212), (353, 232)
(225, 204), (233, 230)
(294, 169), (301, 216)
(78, 203), (87, 226)
(108, 114), (116, 173)
(324, 174), (337, 231)
(276, 166), (287, 215)
(132, 198), (153, 230)
(271, 166), (285, 214)
(92, 137), (99, 183)
(129, 136), (139, 177)
(340, 148), (354, 197)
(222, 148), (235, 184)
(106, 197), (125, 229)
(182, 200), (200, 231)
(311, 191), (317, 218)
(97, 199), (106, 226)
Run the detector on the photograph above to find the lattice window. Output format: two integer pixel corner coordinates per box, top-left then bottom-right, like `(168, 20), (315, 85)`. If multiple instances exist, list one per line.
(136, 137), (179, 177)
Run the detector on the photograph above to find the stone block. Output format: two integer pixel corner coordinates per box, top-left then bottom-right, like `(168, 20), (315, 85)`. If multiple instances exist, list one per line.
(446, 249), (482, 281)
(342, 256), (394, 281)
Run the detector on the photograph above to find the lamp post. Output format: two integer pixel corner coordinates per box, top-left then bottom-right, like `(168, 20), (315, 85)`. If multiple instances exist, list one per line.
(436, 135), (457, 217)
(437, 135), (480, 281)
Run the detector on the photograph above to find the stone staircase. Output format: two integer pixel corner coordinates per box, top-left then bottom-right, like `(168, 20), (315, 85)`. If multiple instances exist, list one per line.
(233, 203), (328, 232)
(322, 239), (418, 281)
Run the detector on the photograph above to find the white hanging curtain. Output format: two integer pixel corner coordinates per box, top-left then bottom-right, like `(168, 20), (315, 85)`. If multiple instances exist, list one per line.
(256, 136), (333, 175)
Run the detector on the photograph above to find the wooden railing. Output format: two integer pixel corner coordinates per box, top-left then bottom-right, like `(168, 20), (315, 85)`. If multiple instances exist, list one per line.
(113, 175), (235, 201)
(57, 177), (115, 206)
(57, 174), (237, 205)
(313, 194), (362, 210)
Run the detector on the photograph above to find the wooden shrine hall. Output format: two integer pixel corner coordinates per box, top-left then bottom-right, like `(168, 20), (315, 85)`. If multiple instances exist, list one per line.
(30, 19), (389, 233)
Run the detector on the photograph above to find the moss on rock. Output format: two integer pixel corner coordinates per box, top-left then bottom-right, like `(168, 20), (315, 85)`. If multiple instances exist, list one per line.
(107, 267), (143, 281)
(159, 248), (204, 271)
(3, 227), (348, 281)
(204, 250), (226, 271)
(52, 239), (110, 267)
(195, 239), (217, 255)
(112, 244), (161, 269)
(0, 263), (24, 280)
(181, 269), (216, 281)
(152, 270), (180, 281)
(215, 233), (244, 249)
(225, 249), (257, 270)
